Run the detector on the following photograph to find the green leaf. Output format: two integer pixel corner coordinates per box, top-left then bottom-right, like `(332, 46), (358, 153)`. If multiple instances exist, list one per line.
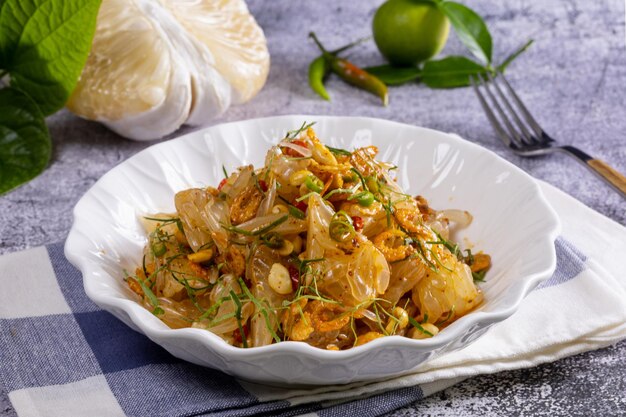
(438, 1), (492, 65)
(363, 65), (422, 86)
(421, 56), (488, 88)
(497, 39), (534, 73)
(0, 0), (102, 115)
(0, 87), (51, 194)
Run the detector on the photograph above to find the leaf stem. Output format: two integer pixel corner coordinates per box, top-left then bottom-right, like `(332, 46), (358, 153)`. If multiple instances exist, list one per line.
(497, 39), (534, 73)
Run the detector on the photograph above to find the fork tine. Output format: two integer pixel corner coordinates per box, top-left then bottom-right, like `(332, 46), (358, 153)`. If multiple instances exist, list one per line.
(486, 72), (537, 146)
(478, 74), (526, 148)
(498, 75), (551, 144)
(470, 75), (514, 148)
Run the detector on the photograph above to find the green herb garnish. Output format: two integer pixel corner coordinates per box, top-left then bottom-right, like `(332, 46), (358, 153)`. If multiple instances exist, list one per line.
(427, 232), (462, 259)
(472, 270), (487, 283)
(128, 273), (163, 316)
(350, 167), (368, 191)
(238, 278), (282, 343)
(261, 232), (285, 249)
(288, 205), (306, 219)
(408, 316), (434, 337)
(327, 145), (352, 156)
(323, 183), (361, 200)
(222, 215), (288, 237)
(229, 290), (248, 348)
(296, 192), (316, 203)
(285, 121), (316, 140)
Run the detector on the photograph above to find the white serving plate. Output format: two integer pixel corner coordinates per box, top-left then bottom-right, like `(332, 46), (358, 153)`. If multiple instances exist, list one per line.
(65, 115), (560, 385)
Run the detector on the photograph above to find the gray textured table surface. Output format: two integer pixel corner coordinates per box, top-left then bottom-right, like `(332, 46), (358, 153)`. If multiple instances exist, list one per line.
(2, 0), (626, 416)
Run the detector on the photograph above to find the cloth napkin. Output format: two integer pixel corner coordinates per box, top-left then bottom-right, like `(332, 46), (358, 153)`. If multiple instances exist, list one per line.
(1, 181), (625, 417)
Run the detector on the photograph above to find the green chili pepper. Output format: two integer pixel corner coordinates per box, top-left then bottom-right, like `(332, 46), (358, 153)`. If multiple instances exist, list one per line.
(329, 211), (356, 242)
(309, 56), (331, 101)
(304, 174), (324, 193)
(308, 34), (370, 101)
(330, 59), (388, 105)
(356, 191), (375, 207)
(310, 32), (388, 106)
(365, 176), (380, 193)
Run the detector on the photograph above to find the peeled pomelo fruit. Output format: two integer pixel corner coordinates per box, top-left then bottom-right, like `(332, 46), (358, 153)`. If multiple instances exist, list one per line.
(67, 0), (270, 140)
(163, 0), (269, 105)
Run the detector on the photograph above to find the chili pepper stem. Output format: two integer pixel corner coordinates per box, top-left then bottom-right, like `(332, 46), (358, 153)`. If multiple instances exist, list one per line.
(309, 32), (330, 55)
(330, 36), (371, 55)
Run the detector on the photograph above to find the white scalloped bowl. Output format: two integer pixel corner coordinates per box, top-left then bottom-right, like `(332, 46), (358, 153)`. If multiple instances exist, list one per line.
(65, 115), (560, 386)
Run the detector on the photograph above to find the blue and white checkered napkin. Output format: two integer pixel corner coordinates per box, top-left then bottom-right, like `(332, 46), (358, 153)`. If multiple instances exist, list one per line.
(2, 182), (626, 417)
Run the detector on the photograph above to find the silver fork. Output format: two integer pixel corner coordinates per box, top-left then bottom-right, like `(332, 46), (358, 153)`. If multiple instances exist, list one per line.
(471, 73), (626, 198)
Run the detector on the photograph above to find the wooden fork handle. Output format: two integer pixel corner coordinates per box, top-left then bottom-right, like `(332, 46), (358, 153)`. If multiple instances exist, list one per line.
(587, 159), (626, 197)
